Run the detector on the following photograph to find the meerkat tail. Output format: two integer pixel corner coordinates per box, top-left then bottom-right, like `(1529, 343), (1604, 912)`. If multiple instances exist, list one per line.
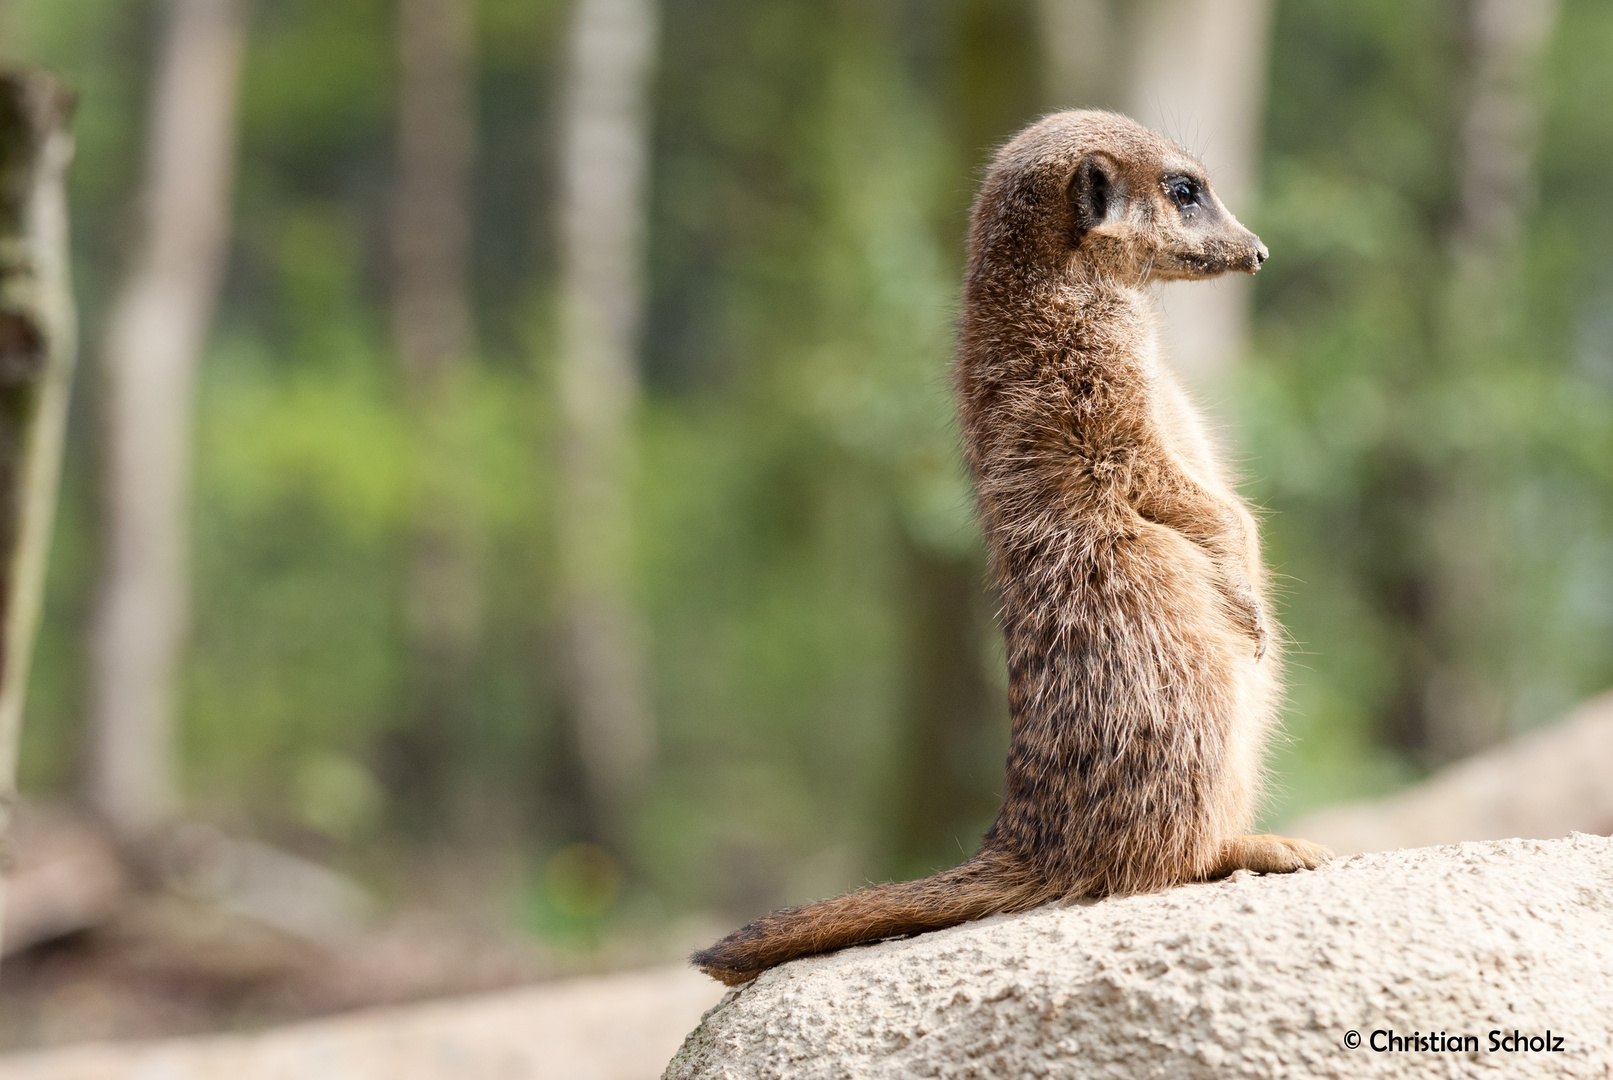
(691, 851), (1052, 985)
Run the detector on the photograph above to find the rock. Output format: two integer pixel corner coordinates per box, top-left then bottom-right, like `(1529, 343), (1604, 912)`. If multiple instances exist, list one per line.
(0, 965), (721, 1080)
(1, 807), (376, 959)
(158, 822), (374, 944)
(665, 835), (1613, 1079)
(1287, 690), (1613, 855)
(2, 808), (125, 956)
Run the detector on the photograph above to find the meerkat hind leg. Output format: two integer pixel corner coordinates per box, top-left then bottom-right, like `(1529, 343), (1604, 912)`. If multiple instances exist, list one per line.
(1209, 834), (1332, 878)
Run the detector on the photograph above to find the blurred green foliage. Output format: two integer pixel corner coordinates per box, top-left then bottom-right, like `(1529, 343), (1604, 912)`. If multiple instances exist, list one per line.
(2, 0), (1611, 940)
(1249, 0), (1613, 806)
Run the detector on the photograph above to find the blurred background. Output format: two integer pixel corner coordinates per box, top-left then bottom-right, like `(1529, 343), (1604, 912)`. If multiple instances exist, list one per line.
(1, 0), (1611, 1058)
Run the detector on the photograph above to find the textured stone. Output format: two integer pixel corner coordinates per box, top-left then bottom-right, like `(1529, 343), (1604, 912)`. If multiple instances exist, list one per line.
(666, 835), (1613, 1079)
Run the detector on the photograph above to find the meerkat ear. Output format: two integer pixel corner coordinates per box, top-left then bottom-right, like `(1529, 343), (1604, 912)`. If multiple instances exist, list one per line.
(1069, 153), (1122, 238)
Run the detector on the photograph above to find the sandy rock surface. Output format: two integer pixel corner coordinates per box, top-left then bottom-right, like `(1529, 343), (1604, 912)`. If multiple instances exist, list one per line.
(0, 965), (721, 1080)
(667, 835), (1613, 1079)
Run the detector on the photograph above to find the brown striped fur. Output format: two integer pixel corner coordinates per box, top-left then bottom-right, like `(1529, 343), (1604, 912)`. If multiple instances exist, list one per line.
(693, 111), (1329, 987)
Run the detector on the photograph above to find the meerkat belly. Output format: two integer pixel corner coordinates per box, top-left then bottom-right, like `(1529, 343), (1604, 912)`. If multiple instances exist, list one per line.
(1143, 357), (1278, 837)
(993, 526), (1252, 893)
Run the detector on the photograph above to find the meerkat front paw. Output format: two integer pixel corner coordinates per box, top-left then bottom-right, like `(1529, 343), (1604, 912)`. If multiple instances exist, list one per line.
(1209, 834), (1331, 877)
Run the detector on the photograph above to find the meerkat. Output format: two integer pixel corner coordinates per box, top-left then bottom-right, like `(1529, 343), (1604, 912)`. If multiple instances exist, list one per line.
(693, 110), (1330, 987)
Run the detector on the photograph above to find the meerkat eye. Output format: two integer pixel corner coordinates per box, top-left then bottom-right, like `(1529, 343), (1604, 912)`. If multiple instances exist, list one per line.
(1165, 176), (1201, 209)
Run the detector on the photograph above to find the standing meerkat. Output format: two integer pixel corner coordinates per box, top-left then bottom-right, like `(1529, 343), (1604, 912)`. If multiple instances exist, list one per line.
(693, 110), (1329, 986)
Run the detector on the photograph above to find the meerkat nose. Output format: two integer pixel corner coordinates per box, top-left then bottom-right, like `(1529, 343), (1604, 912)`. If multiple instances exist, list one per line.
(1252, 238), (1269, 265)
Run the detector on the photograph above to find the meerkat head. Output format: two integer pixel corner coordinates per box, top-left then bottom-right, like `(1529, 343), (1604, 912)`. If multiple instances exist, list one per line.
(970, 109), (1268, 287)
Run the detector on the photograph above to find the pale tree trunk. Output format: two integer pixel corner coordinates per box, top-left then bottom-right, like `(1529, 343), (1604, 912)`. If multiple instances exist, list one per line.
(1416, 0), (1560, 761)
(389, 0), (480, 818)
(1036, 0), (1274, 387)
(1448, 0), (1561, 274)
(555, 0), (658, 840)
(1122, 0), (1274, 387)
(87, 0), (245, 844)
(0, 71), (77, 960)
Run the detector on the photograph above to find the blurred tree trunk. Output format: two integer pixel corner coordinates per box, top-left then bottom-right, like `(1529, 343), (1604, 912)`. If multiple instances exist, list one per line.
(1121, 0), (1274, 387)
(555, 0), (658, 842)
(882, 0), (1038, 878)
(1388, 0), (1560, 762)
(86, 0), (245, 844)
(1036, 0), (1117, 110)
(1037, 0), (1273, 384)
(386, 0), (480, 825)
(889, 542), (1000, 876)
(0, 71), (77, 959)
